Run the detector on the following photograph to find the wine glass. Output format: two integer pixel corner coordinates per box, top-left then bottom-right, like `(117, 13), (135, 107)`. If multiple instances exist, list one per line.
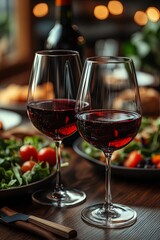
(75, 56), (142, 228)
(27, 50), (86, 207)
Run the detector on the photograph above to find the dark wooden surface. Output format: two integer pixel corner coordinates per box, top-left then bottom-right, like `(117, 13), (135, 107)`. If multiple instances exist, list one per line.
(1, 120), (160, 240)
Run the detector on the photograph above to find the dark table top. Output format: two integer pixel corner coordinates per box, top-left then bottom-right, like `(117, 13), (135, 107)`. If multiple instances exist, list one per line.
(1, 120), (160, 240)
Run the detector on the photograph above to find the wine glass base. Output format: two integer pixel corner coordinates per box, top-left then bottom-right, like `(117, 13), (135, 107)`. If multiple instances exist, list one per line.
(81, 203), (137, 228)
(32, 188), (86, 207)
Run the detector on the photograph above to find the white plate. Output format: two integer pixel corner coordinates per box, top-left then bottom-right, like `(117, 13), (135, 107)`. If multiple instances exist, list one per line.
(112, 69), (155, 86)
(0, 110), (22, 130)
(136, 71), (155, 86)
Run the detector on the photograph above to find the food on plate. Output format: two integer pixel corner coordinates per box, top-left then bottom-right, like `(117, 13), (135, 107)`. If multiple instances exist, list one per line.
(0, 82), (54, 104)
(81, 117), (160, 169)
(0, 135), (57, 190)
(20, 145), (38, 162)
(113, 87), (160, 116)
(38, 147), (56, 166)
(104, 75), (125, 87)
(123, 150), (143, 168)
(21, 160), (36, 173)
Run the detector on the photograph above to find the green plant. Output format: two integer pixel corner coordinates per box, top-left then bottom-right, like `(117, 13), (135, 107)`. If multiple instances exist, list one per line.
(123, 21), (160, 72)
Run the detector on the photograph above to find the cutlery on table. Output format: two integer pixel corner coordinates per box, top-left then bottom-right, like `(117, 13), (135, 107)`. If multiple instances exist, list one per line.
(0, 207), (77, 239)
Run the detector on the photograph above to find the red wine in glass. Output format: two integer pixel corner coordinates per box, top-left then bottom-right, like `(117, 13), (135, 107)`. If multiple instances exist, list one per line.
(76, 110), (141, 152)
(27, 99), (77, 140)
(75, 56), (142, 228)
(27, 50), (86, 207)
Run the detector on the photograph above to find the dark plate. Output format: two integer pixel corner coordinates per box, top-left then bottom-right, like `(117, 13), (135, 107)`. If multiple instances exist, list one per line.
(0, 171), (56, 200)
(73, 138), (160, 179)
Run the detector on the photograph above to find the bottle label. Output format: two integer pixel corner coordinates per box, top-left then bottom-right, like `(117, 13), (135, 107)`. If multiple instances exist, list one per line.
(55, 0), (71, 6)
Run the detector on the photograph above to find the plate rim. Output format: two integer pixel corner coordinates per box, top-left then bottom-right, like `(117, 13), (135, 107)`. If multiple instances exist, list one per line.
(0, 170), (56, 193)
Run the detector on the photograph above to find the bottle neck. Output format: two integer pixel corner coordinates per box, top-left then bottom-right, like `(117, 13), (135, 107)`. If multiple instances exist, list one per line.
(55, 0), (72, 25)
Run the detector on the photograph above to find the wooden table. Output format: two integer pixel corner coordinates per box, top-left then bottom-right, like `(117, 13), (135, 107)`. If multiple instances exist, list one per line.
(1, 118), (160, 240)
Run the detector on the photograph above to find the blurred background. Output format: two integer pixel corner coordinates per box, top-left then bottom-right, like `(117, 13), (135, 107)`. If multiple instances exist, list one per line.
(0, 0), (160, 88)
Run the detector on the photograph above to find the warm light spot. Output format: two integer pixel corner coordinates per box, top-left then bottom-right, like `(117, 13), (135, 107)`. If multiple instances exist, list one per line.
(108, 1), (123, 15)
(134, 11), (148, 26)
(77, 36), (85, 45)
(94, 5), (109, 20)
(146, 7), (159, 22)
(33, 3), (48, 17)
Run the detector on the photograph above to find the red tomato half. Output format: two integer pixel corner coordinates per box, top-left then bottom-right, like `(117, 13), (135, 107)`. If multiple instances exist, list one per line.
(21, 160), (36, 173)
(38, 147), (56, 166)
(124, 150), (142, 168)
(20, 145), (38, 162)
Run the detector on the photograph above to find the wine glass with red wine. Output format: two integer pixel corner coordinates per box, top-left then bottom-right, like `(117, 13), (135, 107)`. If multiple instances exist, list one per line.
(75, 56), (142, 228)
(27, 50), (86, 207)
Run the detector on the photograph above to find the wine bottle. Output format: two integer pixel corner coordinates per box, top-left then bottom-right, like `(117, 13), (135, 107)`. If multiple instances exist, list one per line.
(45, 0), (86, 61)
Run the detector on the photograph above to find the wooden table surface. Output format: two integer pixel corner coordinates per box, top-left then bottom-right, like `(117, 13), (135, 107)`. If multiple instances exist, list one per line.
(1, 118), (160, 240)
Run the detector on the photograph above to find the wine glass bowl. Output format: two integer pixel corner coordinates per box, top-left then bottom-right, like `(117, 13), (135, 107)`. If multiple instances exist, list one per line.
(75, 56), (142, 228)
(27, 50), (86, 207)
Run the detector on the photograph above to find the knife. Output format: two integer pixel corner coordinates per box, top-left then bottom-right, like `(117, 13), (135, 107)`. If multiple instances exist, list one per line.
(0, 207), (77, 239)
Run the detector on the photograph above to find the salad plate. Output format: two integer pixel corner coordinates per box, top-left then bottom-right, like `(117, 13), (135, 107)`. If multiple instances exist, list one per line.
(0, 171), (56, 200)
(73, 137), (160, 180)
(0, 135), (56, 200)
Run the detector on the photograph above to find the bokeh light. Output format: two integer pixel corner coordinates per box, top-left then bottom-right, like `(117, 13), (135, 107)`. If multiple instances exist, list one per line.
(108, 1), (124, 15)
(146, 7), (159, 22)
(33, 3), (48, 17)
(94, 5), (109, 20)
(134, 11), (148, 26)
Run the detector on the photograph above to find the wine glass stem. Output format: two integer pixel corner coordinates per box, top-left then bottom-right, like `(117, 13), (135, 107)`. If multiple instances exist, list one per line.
(104, 152), (113, 212)
(55, 141), (63, 191)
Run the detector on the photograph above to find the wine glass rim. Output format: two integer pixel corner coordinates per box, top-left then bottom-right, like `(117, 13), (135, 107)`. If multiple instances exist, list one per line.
(86, 56), (133, 64)
(36, 50), (79, 57)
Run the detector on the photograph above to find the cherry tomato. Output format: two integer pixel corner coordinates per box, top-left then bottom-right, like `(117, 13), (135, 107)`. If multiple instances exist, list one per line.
(124, 150), (142, 168)
(38, 147), (56, 166)
(151, 154), (160, 165)
(20, 145), (38, 162)
(21, 160), (36, 173)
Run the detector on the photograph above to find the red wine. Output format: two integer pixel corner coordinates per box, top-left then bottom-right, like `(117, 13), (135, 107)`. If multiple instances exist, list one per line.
(27, 99), (77, 141)
(76, 110), (141, 152)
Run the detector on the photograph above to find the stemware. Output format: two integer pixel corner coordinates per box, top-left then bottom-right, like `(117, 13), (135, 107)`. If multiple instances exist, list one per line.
(75, 56), (142, 228)
(27, 50), (86, 207)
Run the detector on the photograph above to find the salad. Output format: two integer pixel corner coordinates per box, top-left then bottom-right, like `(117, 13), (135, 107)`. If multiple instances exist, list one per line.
(0, 135), (57, 190)
(81, 117), (160, 169)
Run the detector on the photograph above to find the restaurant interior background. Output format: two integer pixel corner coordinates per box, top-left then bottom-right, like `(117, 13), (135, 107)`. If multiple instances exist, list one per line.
(0, 0), (160, 88)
